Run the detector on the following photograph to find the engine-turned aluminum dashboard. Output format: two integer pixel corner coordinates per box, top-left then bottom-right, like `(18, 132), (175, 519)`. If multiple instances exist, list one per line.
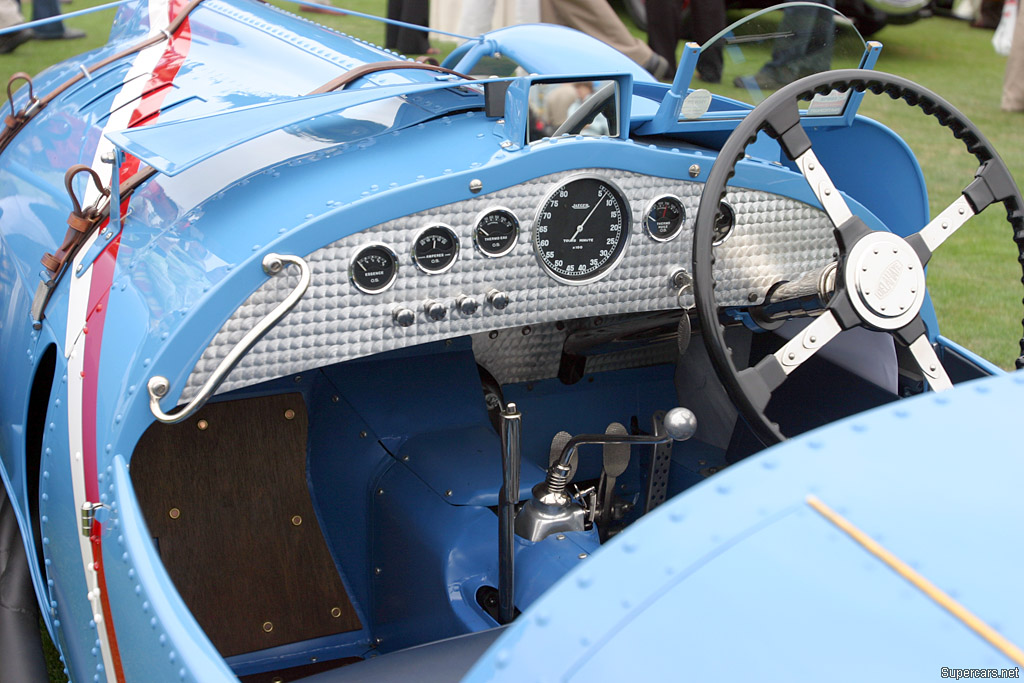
(182, 168), (835, 400)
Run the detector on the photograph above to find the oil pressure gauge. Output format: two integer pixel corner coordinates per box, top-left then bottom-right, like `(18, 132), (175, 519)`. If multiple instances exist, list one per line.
(349, 243), (398, 294)
(412, 224), (460, 274)
(644, 195), (685, 242)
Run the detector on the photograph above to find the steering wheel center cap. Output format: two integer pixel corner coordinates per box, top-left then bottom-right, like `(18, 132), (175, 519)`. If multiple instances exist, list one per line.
(846, 233), (926, 330)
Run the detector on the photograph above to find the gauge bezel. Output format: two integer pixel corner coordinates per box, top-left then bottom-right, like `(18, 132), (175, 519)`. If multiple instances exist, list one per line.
(713, 200), (736, 246)
(472, 207), (520, 259)
(532, 174), (632, 286)
(411, 223), (460, 275)
(348, 242), (399, 294)
(642, 194), (686, 243)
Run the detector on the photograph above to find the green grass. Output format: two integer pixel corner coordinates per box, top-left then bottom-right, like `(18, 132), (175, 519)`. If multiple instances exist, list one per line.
(2, 3), (1022, 369)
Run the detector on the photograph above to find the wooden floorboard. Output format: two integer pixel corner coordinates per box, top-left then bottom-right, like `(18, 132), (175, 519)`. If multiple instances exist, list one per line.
(131, 393), (362, 658)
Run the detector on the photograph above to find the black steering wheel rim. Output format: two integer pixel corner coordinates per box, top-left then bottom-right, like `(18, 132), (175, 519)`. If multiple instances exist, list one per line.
(692, 68), (1024, 446)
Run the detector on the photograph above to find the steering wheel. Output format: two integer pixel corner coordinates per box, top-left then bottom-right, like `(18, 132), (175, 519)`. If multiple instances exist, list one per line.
(552, 81), (617, 137)
(692, 69), (1024, 445)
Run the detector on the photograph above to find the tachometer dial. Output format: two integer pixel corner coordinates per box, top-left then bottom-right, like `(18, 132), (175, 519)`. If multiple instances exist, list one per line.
(349, 244), (398, 294)
(644, 195), (685, 242)
(533, 176), (630, 284)
(412, 224), (460, 274)
(474, 208), (520, 258)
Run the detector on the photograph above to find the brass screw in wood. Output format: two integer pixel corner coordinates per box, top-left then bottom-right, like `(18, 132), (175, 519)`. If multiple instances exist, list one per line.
(197, 419), (209, 431)
(284, 409), (295, 420)
(291, 515), (302, 526)
(263, 621), (273, 633)
(168, 508), (180, 520)
(331, 607), (342, 618)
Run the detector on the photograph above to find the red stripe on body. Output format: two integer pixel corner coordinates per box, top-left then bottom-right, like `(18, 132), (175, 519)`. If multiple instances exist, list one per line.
(81, 3), (196, 679)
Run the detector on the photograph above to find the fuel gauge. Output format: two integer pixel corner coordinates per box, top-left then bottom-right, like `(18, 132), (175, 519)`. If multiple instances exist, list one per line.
(349, 243), (398, 294)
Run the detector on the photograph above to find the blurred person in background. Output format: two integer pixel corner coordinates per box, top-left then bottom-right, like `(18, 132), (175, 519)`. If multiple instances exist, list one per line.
(0, 0), (31, 53)
(386, 0), (431, 54)
(1003, 1), (1024, 110)
(32, 0), (86, 40)
(647, 0), (727, 83)
(539, 0), (671, 79)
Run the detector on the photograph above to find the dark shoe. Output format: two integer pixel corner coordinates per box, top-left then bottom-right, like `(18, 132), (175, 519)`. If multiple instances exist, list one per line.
(0, 28), (33, 54)
(643, 52), (671, 81)
(33, 27), (86, 40)
(697, 70), (721, 85)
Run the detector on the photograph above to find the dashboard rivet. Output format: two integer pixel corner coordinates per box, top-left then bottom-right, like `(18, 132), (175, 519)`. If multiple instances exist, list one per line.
(445, 489), (453, 497)
(578, 553), (588, 560)
(488, 330), (499, 339)
(747, 292), (758, 302)
(500, 140), (513, 149)
(361, 431), (369, 439)
(688, 164), (701, 178)
(469, 179), (483, 194)
(522, 326), (532, 336)
(197, 420), (209, 431)
(284, 409), (295, 420)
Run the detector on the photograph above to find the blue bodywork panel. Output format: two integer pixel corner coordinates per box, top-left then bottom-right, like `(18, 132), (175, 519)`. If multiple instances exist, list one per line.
(0, 0), (1019, 681)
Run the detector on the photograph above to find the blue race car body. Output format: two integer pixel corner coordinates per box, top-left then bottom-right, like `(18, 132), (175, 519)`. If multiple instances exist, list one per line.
(0, 2), (1021, 681)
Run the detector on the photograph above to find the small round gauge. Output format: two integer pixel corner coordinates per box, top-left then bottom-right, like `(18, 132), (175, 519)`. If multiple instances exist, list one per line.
(474, 208), (520, 258)
(412, 224), (460, 274)
(533, 175), (630, 284)
(349, 243), (398, 294)
(644, 195), (686, 242)
(713, 201), (736, 245)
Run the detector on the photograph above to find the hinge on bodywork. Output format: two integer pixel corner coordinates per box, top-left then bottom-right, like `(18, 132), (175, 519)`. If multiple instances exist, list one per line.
(80, 501), (108, 537)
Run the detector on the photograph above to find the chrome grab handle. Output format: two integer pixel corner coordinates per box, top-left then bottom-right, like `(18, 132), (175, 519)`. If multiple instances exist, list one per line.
(146, 253), (311, 424)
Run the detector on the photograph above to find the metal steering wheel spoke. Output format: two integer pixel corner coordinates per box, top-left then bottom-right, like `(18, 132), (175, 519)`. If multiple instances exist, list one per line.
(773, 308), (845, 375)
(906, 333), (954, 391)
(910, 194), (976, 265)
(795, 148), (855, 228)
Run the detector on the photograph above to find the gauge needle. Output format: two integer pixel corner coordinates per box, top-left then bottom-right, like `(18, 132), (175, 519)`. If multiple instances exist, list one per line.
(569, 188), (605, 242)
(357, 260), (367, 272)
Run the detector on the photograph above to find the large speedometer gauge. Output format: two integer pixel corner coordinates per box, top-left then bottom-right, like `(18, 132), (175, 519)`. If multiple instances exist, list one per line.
(533, 176), (631, 284)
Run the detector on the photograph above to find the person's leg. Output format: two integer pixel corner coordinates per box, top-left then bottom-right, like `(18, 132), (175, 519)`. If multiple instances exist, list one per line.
(1002, 4), (1024, 111)
(646, 0), (682, 71)
(31, 0), (64, 37)
(690, 0), (726, 83)
(0, 0), (32, 53)
(387, 0), (429, 54)
(540, 0), (667, 76)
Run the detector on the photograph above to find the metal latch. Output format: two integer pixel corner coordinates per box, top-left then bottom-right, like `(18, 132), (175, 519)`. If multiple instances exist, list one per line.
(80, 501), (108, 537)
